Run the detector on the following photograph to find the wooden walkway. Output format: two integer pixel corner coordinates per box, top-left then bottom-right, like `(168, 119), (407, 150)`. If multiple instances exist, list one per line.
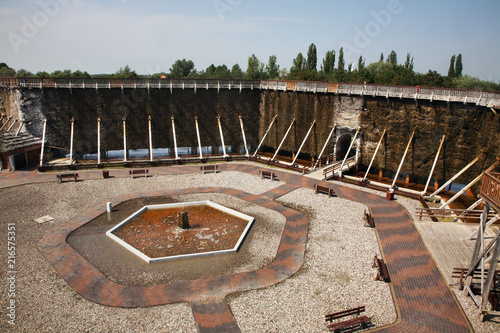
(2, 163), (473, 332)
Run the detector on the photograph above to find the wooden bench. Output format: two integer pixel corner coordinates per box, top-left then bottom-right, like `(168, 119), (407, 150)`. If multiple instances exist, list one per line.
(364, 209), (375, 228)
(325, 306), (370, 333)
(129, 169), (149, 178)
(315, 184), (335, 197)
(260, 170), (276, 180)
(56, 173), (79, 183)
(373, 255), (390, 282)
(200, 165), (218, 174)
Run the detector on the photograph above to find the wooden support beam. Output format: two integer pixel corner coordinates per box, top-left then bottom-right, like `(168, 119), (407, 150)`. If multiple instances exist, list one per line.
(391, 131), (414, 189)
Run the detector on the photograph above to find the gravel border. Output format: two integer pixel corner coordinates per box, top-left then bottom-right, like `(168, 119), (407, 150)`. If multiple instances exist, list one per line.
(0, 167), (497, 332)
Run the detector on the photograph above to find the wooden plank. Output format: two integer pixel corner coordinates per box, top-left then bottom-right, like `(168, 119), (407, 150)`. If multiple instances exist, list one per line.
(415, 222), (498, 285)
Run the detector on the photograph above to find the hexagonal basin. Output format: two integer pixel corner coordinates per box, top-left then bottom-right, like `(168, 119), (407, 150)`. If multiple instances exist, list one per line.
(106, 201), (254, 263)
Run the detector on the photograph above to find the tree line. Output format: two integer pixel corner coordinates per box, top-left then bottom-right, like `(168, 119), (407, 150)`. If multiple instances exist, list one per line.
(1, 44), (499, 91)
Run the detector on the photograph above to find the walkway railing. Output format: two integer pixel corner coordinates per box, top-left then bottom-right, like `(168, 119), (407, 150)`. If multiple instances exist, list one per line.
(1, 77), (499, 107)
(480, 172), (500, 212)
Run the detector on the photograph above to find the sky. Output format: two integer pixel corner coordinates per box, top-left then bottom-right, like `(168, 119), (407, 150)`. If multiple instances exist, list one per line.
(0, 0), (499, 81)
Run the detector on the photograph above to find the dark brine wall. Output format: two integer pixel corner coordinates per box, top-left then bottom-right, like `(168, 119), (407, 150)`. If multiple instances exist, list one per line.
(37, 88), (261, 153)
(359, 97), (500, 184)
(259, 91), (362, 159)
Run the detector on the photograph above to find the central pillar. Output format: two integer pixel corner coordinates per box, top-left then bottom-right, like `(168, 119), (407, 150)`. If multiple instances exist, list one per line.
(178, 211), (190, 229)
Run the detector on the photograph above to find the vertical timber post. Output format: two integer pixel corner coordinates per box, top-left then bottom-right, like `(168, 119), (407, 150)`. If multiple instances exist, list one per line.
(97, 117), (101, 165)
(122, 118), (127, 162)
(194, 116), (203, 159)
(217, 116), (227, 158)
(39, 118), (47, 167)
(171, 116), (179, 159)
(148, 115), (153, 162)
(239, 116), (249, 157)
(68, 117), (74, 165)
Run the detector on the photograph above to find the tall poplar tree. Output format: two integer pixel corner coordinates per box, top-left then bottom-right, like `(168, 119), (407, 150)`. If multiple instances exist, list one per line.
(448, 55), (456, 77)
(322, 50), (335, 74)
(306, 43), (318, 71)
(455, 54), (463, 77)
(337, 47), (345, 72)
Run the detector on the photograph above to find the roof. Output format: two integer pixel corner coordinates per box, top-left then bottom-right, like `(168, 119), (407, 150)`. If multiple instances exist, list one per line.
(0, 131), (42, 153)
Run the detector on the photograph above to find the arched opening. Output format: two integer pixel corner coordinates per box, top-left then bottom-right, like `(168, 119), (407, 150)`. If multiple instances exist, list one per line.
(335, 134), (356, 161)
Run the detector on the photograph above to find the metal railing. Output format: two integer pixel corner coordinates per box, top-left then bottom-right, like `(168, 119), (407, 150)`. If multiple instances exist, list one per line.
(1, 77), (499, 106)
(480, 172), (500, 212)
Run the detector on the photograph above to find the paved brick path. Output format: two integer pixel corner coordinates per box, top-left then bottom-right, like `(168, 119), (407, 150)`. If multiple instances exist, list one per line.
(1, 163), (473, 332)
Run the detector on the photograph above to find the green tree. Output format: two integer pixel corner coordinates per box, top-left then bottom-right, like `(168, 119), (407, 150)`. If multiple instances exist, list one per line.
(306, 43), (317, 71)
(15, 68), (33, 77)
(455, 53), (463, 77)
(246, 54), (264, 79)
(290, 52), (306, 74)
(386, 50), (397, 65)
(0, 63), (16, 76)
(71, 70), (91, 78)
(169, 59), (195, 78)
(357, 56), (365, 71)
(337, 47), (345, 72)
(448, 55), (456, 77)
(114, 65), (137, 79)
(322, 50), (335, 74)
(404, 53), (414, 71)
(230, 64), (244, 79)
(379, 53), (384, 62)
(35, 71), (49, 78)
(265, 55), (280, 79)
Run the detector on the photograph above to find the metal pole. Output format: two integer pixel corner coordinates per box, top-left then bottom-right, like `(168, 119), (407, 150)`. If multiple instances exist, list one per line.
(97, 117), (101, 164)
(69, 117), (74, 165)
(362, 129), (386, 182)
(171, 116), (179, 159)
(39, 118), (47, 167)
(217, 116), (227, 158)
(122, 118), (127, 162)
(239, 116), (249, 157)
(314, 123), (336, 169)
(423, 135), (445, 195)
(439, 158), (500, 209)
(391, 131), (415, 189)
(148, 115), (153, 162)
(272, 118), (295, 161)
(292, 120), (315, 166)
(429, 150), (485, 197)
(339, 127), (360, 177)
(194, 116), (203, 159)
(253, 115), (277, 157)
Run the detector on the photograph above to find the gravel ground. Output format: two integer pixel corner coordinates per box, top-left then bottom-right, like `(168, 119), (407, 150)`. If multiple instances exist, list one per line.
(0, 166), (496, 332)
